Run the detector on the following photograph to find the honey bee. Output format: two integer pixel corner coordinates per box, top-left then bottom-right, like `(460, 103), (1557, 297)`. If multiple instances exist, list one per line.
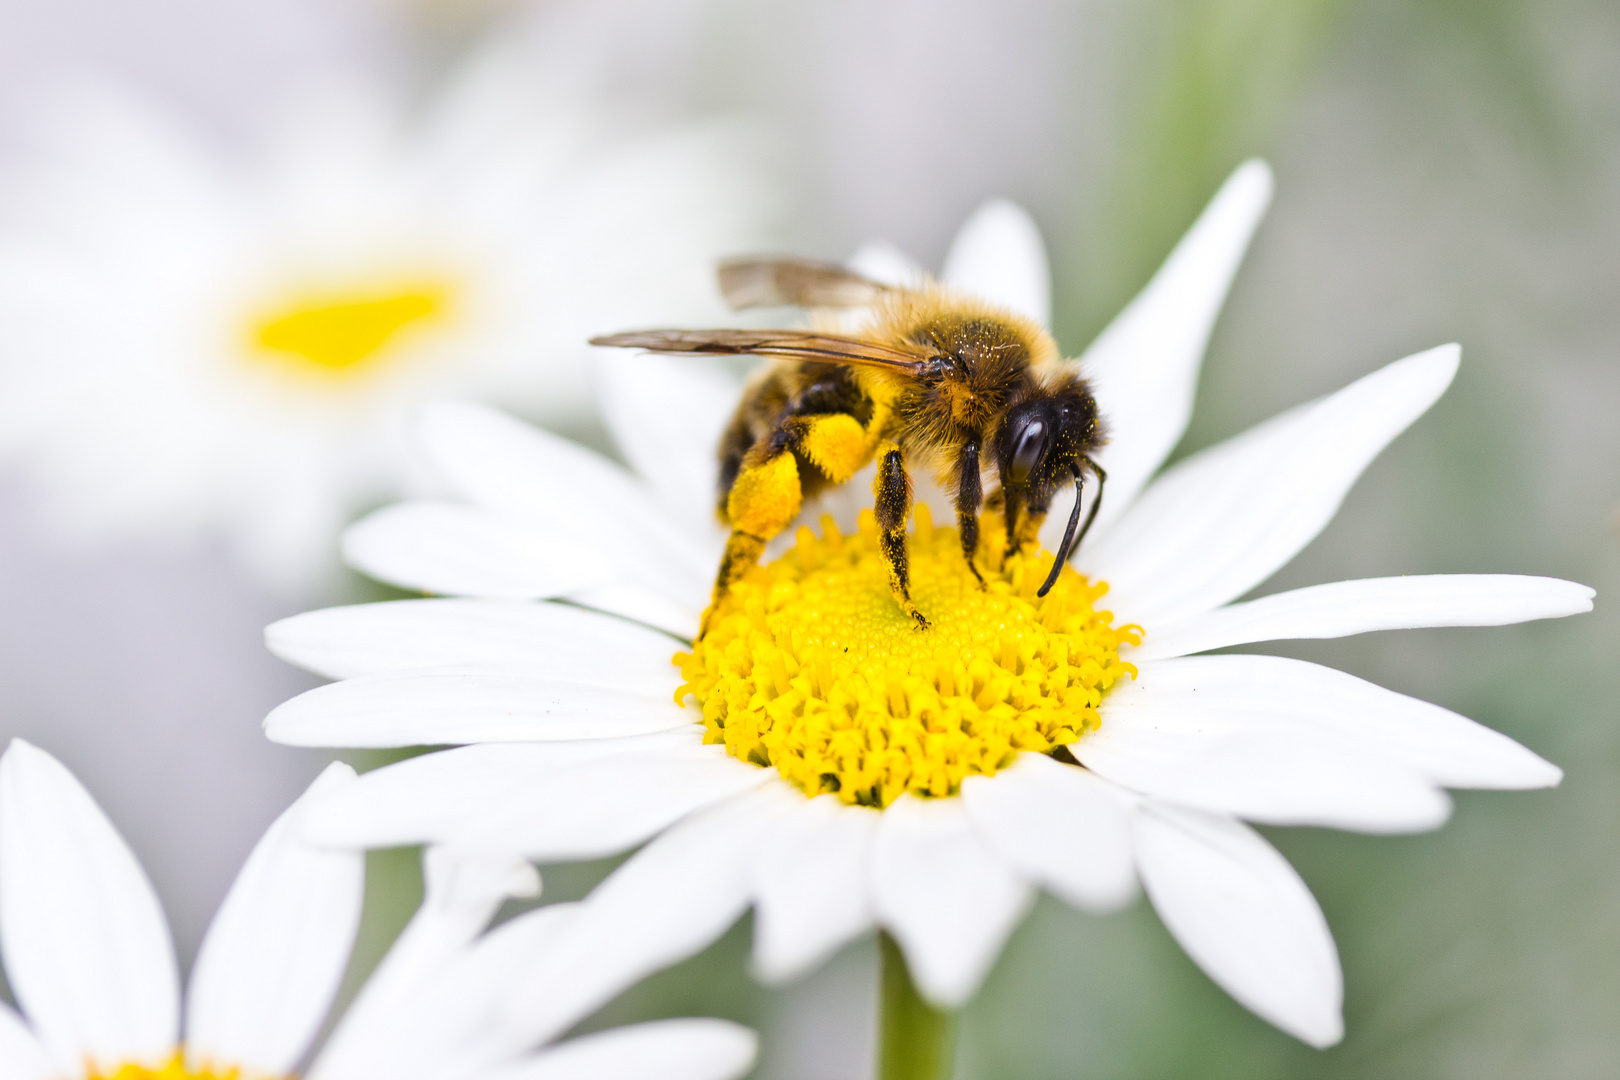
(592, 257), (1107, 633)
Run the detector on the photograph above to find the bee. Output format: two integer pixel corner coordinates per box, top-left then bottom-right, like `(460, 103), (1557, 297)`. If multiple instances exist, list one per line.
(592, 257), (1107, 633)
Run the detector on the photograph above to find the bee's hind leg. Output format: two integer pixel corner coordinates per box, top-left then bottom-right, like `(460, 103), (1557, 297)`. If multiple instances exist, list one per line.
(873, 443), (928, 630)
(701, 446), (805, 637)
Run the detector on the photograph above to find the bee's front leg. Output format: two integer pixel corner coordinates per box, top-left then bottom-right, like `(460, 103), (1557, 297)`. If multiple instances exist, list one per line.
(873, 442), (928, 630)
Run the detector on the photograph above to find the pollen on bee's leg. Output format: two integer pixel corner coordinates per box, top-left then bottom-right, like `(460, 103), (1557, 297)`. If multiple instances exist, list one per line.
(675, 512), (1142, 807)
(726, 452), (802, 538)
(799, 413), (871, 482)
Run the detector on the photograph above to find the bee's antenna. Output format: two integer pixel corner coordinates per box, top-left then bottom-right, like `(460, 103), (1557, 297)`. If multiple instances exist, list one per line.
(1036, 458), (1107, 598)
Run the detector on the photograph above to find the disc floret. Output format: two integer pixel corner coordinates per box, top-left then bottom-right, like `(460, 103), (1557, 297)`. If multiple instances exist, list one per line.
(676, 505), (1139, 807)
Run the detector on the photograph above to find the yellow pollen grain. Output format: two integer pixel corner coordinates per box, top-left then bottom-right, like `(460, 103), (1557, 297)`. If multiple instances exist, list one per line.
(249, 282), (450, 377)
(675, 505), (1141, 807)
(88, 1051), (256, 1080)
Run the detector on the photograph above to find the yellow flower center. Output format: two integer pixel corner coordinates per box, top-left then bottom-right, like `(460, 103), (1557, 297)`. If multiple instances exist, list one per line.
(88, 1052), (257, 1080)
(248, 281), (452, 378)
(676, 505), (1140, 807)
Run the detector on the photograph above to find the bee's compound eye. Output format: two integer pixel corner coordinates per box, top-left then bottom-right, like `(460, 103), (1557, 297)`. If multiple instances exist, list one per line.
(1009, 417), (1047, 485)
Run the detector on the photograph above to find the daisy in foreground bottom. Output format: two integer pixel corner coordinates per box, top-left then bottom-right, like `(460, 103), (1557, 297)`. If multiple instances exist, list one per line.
(0, 740), (756, 1080)
(264, 166), (1594, 1048)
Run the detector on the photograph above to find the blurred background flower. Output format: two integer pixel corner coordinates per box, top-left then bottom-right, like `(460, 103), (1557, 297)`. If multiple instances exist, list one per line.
(0, 0), (1616, 1077)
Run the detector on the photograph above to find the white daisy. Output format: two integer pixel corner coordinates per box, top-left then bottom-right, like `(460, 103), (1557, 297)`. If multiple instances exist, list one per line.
(262, 161), (1593, 1050)
(0, 37), (772, 590)
(0, 739), (758, 1080)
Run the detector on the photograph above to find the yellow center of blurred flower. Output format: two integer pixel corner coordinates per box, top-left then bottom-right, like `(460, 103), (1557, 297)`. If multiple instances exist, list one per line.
(249, 282), (451, 377)
(675, 505), (1140, 808)
(89, 1052), (260, 1080)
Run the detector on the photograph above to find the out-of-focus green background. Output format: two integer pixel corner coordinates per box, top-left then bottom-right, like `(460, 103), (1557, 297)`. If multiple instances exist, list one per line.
(1, 0), (1615, 1076)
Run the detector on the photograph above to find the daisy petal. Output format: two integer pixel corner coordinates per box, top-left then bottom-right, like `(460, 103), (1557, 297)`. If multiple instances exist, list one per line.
(416, 402), (712, 606)
(485, 1019), (757, 1080)
(961, 753), (1136, 912)
(1081, 344), (1460, 627)
(504, 784), (795, 1048)
(870, 794), (1034, 1008)
(0, 1004), (52, 1080)
(0, 740), (179, 1076)
(1075, 160), (1273, 536)
(751, 795), (880, 984)
(940, 199), (1051, 325)
(265, 669), (692, 748)
(563, 583), (702, 641)
(265, 598), (684, 694)
(304, 736), (769, 859)
(847, 240), (928, 288)
(343, 502), (612, 600)
(596, 350), (739, 538)
(1093, 654), (1561, 794)
(1135, 805), (1342, 1047)
(312, 847), (541, 1080)
(1133, 574), (1595, 661)
(185, 763), (363, 1078)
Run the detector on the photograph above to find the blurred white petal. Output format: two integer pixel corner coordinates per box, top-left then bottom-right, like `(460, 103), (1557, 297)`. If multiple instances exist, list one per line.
(940, 199), (1050, 325)
(485, 1020), (758, 1080)
(503, 784), (795, 1048)
(0, 740), (179, 1076)
(185, 763), (362, 1078)
(0, 1004), (52, 1080)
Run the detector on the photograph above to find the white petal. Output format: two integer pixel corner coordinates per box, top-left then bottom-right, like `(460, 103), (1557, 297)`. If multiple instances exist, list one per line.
(750, 795), (880, 984)
(265, 669), (693, 748)
(416, 402), (712, 607)
(185, 764), (363, 1078)
(596, 350), (740, 539)
(940, 199), (1051, 325)
(0, 740), (179, 1075)
(313, 847), (541, 1080)
(343, 502), (611, 600)
(1134, 805), (1342, 1047)
(847, 240), (928, 288)
(960, 753), (1136, 912)
(265, 598), (685, 693)
(301, 733), (769, 859)
(338, 902), (578, 1080)
(1074, 160), (1274, 535)
(485, 1019), (758, 1080)
(503, 784), (796, 1048)
(1081, 344), (1460, 627)
(1133, 575), (1595, 661)
(1092, 654), (1560, 794)
(563, 582), (702, 641)
(0, 1005), (52, 1080)
(869, 795), (1034, 1008)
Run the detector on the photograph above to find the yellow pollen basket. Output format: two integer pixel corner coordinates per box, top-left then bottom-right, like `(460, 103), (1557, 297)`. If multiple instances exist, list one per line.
(676, 505), (1140, 808)
(249, 282), (450, 378)
(89, 1053), (252, 1080)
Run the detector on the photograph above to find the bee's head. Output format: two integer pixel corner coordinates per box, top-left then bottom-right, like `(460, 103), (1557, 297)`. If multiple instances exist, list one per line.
(992, 376), (1102, 501)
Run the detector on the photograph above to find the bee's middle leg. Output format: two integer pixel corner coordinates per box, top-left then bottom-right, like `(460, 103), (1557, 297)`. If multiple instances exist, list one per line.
(873, 443), (928, 630)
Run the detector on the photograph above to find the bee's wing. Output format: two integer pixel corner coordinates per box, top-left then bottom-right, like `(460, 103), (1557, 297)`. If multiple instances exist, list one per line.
(590, 329), (928, 375)
(717, 257), (895, 311)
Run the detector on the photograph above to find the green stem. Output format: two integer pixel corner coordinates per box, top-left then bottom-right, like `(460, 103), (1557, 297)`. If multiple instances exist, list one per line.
(878, 932), (957, 1080)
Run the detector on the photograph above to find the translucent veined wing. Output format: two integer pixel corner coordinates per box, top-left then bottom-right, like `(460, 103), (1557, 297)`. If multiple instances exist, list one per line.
(590, 329), (928, 376)
(718, 257), (894, 311)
